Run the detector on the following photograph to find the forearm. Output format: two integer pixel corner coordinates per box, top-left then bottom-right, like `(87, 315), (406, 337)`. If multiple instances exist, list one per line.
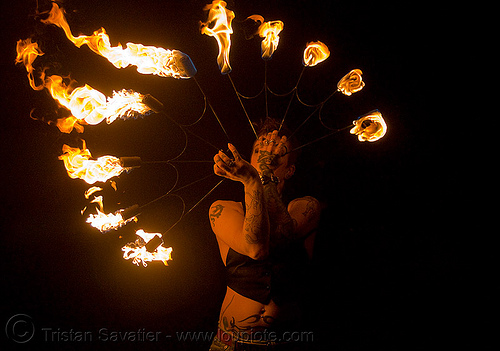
(263, 181), (297, 244)
(242, 179), (270, 258)
(256, 145), (297, 242)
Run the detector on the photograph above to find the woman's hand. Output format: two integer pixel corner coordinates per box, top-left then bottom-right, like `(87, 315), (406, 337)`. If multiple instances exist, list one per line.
(255, 130), (288, 175)
(213, 143), (260, 185)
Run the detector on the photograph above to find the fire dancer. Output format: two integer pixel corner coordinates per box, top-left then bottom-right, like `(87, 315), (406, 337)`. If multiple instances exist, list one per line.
(209, 118), (321, 350)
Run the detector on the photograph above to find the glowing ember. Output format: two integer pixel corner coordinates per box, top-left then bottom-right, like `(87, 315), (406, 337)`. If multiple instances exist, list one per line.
(15, 38), (151, 133)
(58, 141), (125, 184)
(41, 3), (194, 79)
(86, 196), (138, 232)
(337, 69), (365, 96)
(122, 230), (173, 267)
(200, 0), (235, 74)
(350, 110), (387, 142)
(303, 41), (330, 67)
(248, 15), (284, 60)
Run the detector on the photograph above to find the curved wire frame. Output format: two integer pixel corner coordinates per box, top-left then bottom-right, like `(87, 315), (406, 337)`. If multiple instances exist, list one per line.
(226, 60), (354, 152)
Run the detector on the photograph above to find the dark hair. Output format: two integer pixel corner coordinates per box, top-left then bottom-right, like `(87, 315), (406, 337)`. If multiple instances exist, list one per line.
(253, 117), (301, 165)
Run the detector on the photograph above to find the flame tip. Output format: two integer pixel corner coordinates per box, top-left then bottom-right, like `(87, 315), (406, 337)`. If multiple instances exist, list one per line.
(201, 0), (234, 74)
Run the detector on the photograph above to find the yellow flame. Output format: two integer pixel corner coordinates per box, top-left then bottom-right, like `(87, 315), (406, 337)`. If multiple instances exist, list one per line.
(350, 110), (387, 142)
(15, 38), (44, 90)
(58, 140), (125, 184)
(200, 0), (235, 74)
(337, 69), (365, 96)
(251, 16), (284, 60)
(41, 3), (191, 79)
(48, 79), (150, 131)
(122, 230), (173, 267)
(15, 38), (151, 133)
(55, 116), (85, 134)
(303, 41), (330, 67)
(86, 196), (137, 232)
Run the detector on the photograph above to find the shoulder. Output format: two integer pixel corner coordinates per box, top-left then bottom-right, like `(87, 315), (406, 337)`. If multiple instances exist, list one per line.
(209, 200), (243, 214)
(288, 196), (321, 213)
(209, 200), (243, 227)
(287, 196), (321, 232)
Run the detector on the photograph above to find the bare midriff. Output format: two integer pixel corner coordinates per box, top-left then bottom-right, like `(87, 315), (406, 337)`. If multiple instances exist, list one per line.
(218, 286), (280, 333)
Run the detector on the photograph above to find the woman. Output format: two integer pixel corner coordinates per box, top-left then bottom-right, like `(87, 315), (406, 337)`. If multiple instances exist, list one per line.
(208, 119), (321, 350)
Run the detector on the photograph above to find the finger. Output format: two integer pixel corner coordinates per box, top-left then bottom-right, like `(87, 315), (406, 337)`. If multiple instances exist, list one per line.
(280, 143), (288, 156)
(214, 154), (226, 166)
(214, 163), (228, 177)
(270, 131), (280, 144)
(217, 151), (233, 165)
(214, 154), (231, 172)
(214, 164), (223, 176)
(218, 149), (230, 160)
(258, 136), (266, 148)
(276, 135), (287, 145)
(227, 143), (241, 161)
(264, 132), (274, 150)
(264, 131), (280, 152)
(277, 136), (288, 155)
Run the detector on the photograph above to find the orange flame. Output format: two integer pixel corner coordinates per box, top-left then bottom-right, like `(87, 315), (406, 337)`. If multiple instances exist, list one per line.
(14, 38), (44, 90)
(47, 79), (150, 132)
(15, 38), (151, 133)
(122, 230), (173, 267)
(252, 16), (284, 60)
(58, 140), (125, 184)
(200, 0), (235, 74)
(303, 41), (330, 67)
(337, 69), (365, 96)
(54, 116), (85, 134)
(41, 3), (193, 79)
(350, 110), (387, 142)
(86, 195), (137, 232)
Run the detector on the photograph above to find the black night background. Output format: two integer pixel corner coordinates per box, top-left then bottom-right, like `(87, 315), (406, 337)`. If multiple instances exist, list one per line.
(1, 0), (473, 350)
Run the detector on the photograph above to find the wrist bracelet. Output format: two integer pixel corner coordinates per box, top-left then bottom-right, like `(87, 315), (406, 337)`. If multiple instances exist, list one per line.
(259, 173), (280, 185)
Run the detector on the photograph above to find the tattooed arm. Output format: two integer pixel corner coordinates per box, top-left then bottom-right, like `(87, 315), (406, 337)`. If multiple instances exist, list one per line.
(209, 185), (270, 260)
(254, 131), (320, 243)
(265, 184), (321, 245)
(210, 144), (270, 260)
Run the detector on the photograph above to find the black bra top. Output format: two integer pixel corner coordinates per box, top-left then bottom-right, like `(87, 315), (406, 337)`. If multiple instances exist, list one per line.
(225, 231), (314, 305)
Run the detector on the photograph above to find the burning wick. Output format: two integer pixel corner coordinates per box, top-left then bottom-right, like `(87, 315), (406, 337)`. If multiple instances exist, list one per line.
(350, 110), (387, 142)
(141, 94), (165, 114)
(59, 141), (125, 184)
(119, 157), (142, 169)
(86, 201), (141, 233)
(337, 69), (365, 96)
(303, 41), (330, 67)
(122, 230), (173, 267)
